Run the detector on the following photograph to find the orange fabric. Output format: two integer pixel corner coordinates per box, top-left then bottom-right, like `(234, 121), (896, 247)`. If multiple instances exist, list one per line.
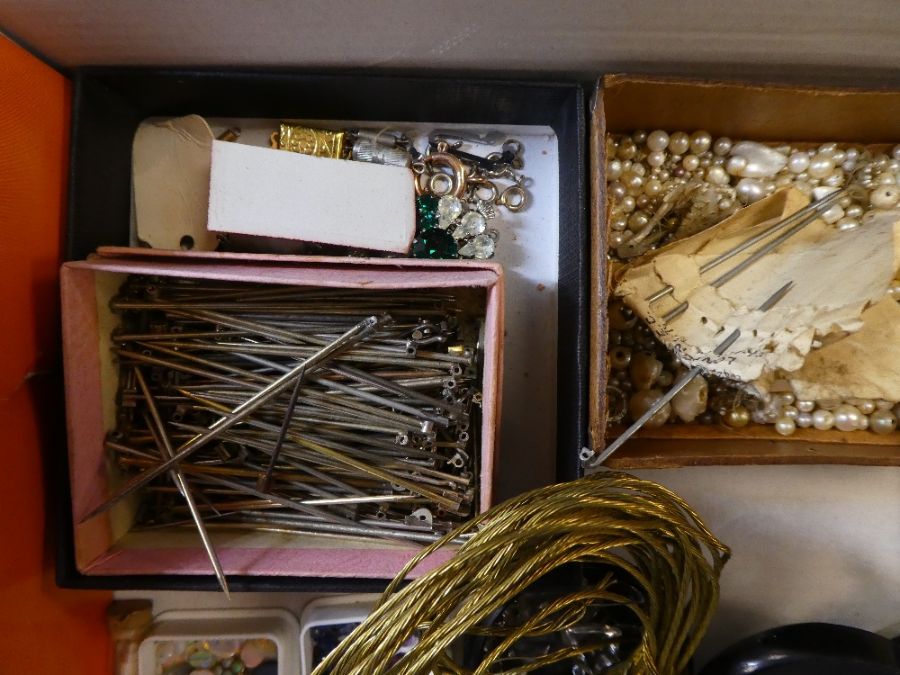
(0, 36), (111, 671)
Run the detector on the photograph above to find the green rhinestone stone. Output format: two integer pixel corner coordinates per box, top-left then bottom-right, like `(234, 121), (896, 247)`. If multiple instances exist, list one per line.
(412, 229), (458, 259)
(416, 195), (440, 230)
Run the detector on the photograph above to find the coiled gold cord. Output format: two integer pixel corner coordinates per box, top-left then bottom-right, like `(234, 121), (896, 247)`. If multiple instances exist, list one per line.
(312, 471), (730, 675)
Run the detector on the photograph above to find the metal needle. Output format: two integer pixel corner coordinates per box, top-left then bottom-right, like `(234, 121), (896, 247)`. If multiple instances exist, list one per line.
(81, 315), (385, 523)
(646, 186), (856, 305)
(585, 281), (795, 468)
(133, 368), (230, 598)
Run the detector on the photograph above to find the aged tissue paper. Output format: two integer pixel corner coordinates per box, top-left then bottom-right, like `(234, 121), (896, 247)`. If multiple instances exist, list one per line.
(615, 189), (900, 397)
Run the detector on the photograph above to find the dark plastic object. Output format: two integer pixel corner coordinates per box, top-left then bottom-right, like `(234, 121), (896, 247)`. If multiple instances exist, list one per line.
(57, 68), (587, 592)
(701, 622), (900, 675)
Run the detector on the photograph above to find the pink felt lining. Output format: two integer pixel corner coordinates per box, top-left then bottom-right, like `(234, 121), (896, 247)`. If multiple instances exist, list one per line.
(61, 252), (503, 578)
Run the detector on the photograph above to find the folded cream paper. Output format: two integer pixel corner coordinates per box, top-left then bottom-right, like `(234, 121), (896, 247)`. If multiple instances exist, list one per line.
(616, 188), (900, 397)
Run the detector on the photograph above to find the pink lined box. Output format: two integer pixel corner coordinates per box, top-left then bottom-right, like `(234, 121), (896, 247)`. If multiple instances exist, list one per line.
(61, 250), (503, 579)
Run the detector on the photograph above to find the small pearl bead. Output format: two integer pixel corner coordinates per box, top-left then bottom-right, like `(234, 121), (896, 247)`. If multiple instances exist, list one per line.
(623, 171), (643, 193)
(647, 150), (666, 168)
(631, 163), (647, 177)
(870, 410), (897, 434)
(610, 182), (626, 200)
(713, 137), (732, 156)
(726, 155), (748, 175)
(610, 216), (627, 231)
(775, 416), (796, 436)
(832, 150), (846, 164)
(808, 153), (835, 179)
(847, 148), (860, 161)
(724, 406), (750, 428)
(779, 392), (796, 406)
(636, 195), (650, 208)
(647, 130), (669, 152)
(845, 204), (864, 218)
(783, 405), (799, 420)
(837, 218), (859, 232)
(706, 165), (729, 186)
(787, 152), (810, 173)
(870, 185), (900, 208)
(796, 400), (815, 413)
(607, 159), (623, 179)
(878, 172), (897, 185)
(833, 404), (862, 431)
(849, 399), (877, 415)
(690, 131), (712, 154)
(858, 415), (870, 431)
(823, 170), (845, 187)
(812, 409), (835, 430)
(682, 154), (700, 171)
(796, 411), (814, 428)
(617, 139), (637, 160)
(644, 178), (663, 197)
(718, 198), (734, 211)
(668, 131), (690, 155)
(619, 196), (636, 213)
(610, 231), (629, 247)
(632, 130), (648, 144)
(736, 178), (765, 203)
(628, 212), (650, 232)
(821, 204), (844, 224)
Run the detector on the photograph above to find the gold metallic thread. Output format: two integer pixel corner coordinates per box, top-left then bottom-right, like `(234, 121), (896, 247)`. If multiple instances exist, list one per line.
(275, 123), (346, 158)
(312, 471), (730, 675)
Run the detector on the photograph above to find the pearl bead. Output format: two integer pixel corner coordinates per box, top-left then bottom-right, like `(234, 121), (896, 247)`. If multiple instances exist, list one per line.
(726, 155), (748, 175)
(647, 130), (669, 152)
(706, 166), (729, 186)
(808, 153), (835, 179)
(796, 400), (815, 413)
(623, 171), (643, 193)
(820, 204), (844, 224)
(718, 198), (734, 211)
(847, 148), (860, 161)
(610, 182), (626, 200)
(837, 218), (860, 232)
(617, 139), (637, 160)
(724, 405), (750, 428)
(632, 130), (648, 144)
(610, 231), (629, 247)
(775, 416), (796, 436)
(628, 212), (649, 232)
(782, 405), (799, 420)
(631, 163), (647, 177)
(688, 130), (711, 154)
(713, 137), (732, 156)
(796, 411), (814, 428)
(877, 172), (896, 185)
(647, 150), (666, 168)
(607, 159), (623, 179)
(870, 185), (900, 208)
(848, 399), (877, 415)
(870, 410), (897, 434)
(682, 154), (700, 171)
(644, 178), (663, 197)
(735, 178), (765, 203)
(892, 144), (900, 160)
(668, 131), (690, 155)
(845, 204), (864, 218)
(858, 415), (869, 431)
(636, 195), (650, 208)
(619, 196), (636, 213)
(823, 170), (844, 187)
(779, 392), (796, 406)
(610, 216), (627, 231)
(833, 404), (862, 431)
(832, 150), (846, 164)
(812, 409), (834, 430)
(787, 152), (810, 173)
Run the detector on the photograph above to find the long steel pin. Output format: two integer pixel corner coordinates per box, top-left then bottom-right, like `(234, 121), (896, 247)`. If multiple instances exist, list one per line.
(259, 364), (305, 493)
(585, 281), (795, 468)
(133, 368), (230, 597)
(81, 315), (385, 523)
(646, 186), (855, 305)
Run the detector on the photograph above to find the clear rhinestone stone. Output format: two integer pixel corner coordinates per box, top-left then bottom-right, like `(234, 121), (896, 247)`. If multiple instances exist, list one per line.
(454, 211), (487, 239)
(458, 233), (496, 259)
(437, 195), (463, 229)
